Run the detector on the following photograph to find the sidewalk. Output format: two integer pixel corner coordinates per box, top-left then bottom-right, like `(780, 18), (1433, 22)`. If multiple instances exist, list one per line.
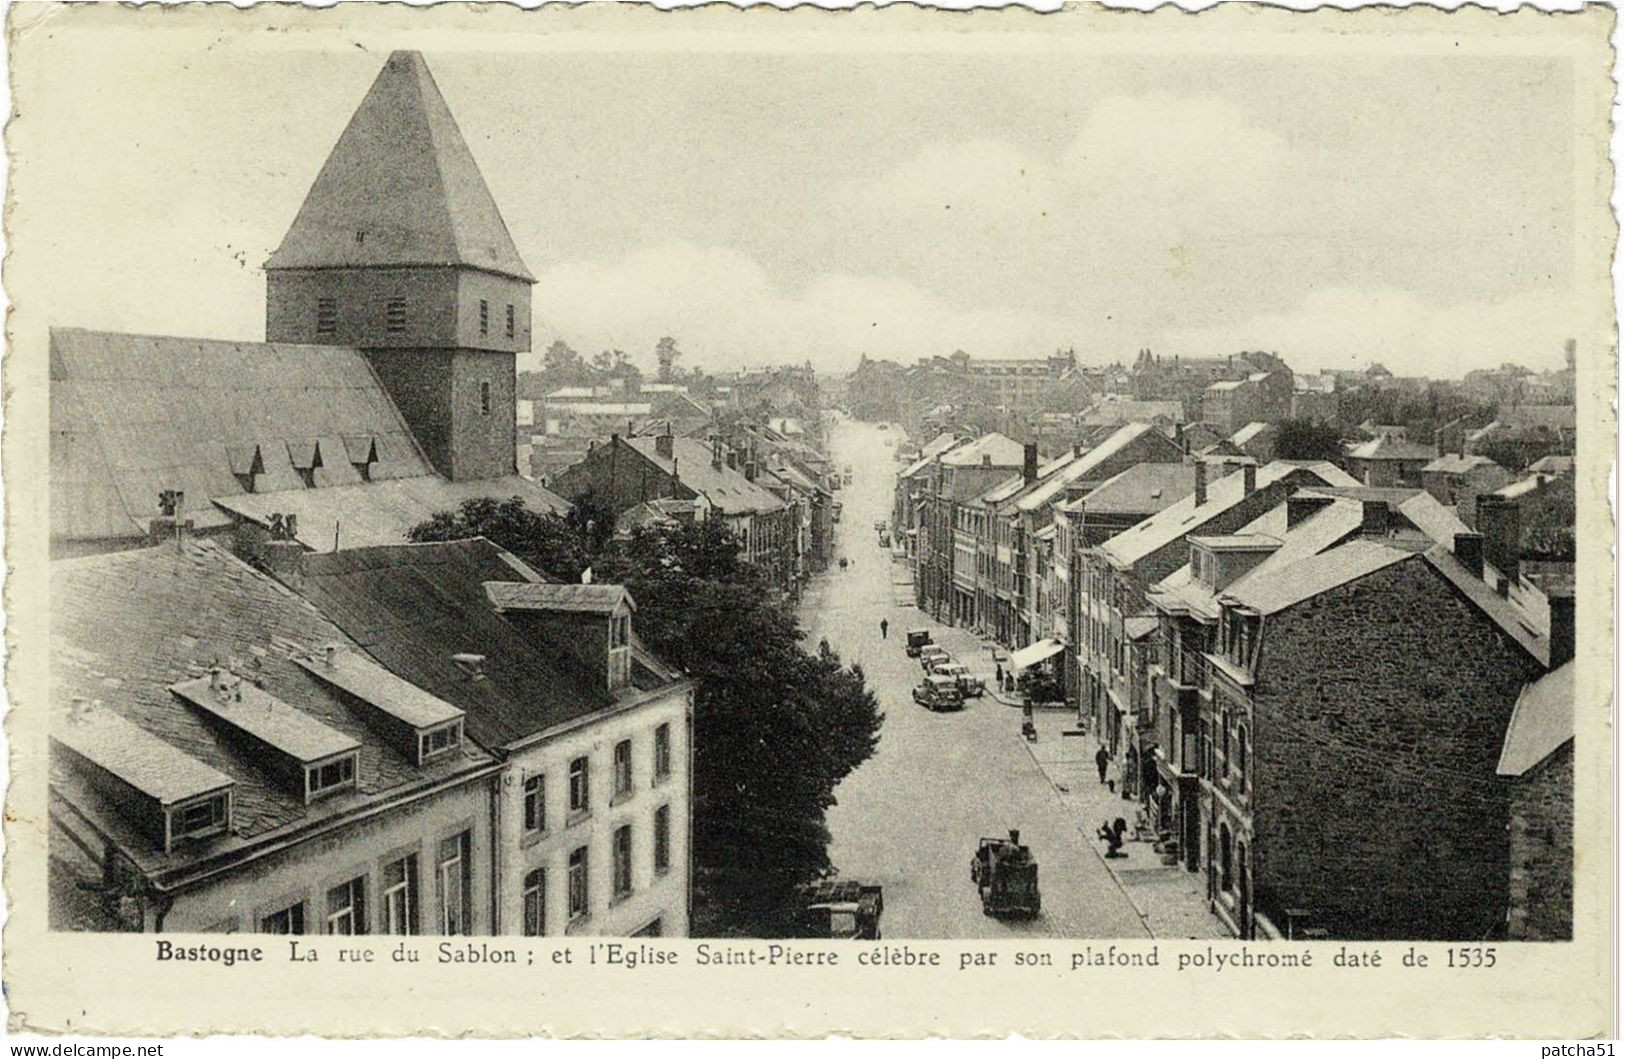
(1021, 711), (1229, 940)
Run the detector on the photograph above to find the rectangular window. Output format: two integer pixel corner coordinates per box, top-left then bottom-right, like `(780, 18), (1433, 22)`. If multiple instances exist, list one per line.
(569, 756), (589, 815)
(260, 901), (306, 935)
(438, 832), (472, 936)
(381, 854), (419, 935)
(613, 825), (633, 900)
(614, 740), (633, 798)
(480, 381), (492, 416)
(654, 804), (671, 874)
(611, 614), (630, 648)
(505, 304), (516, 338)
(172, 794), (228, 841)
(419, 722), (461, 763)
(386, 297), (407, 334)
(524, 774), (546, 834)
(654, 723), (672, 781)
(307, 754), (357, 800)
(568, 846), (589, 919)
(326, 876), (367, 935)
(316, 297), (337, 336)
(479, 299), (489, 335)
(523, 868), (545, 937)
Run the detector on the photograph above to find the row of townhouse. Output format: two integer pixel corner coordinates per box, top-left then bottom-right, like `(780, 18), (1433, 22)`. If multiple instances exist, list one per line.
(51, 536), (692, 938)
(1082, 464), (1573, 939)
(552, 431), (809, 595)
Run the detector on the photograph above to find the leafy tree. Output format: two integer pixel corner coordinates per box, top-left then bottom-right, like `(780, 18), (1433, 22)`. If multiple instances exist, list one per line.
(408, 508), (883, 934)
(1275, 418), (1346, 463)
(541, 339), (587, 388)
(655, 336), (683, 383)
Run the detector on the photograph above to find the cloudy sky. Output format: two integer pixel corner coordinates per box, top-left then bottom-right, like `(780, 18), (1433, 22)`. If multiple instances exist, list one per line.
(14, 10), (1588, 377)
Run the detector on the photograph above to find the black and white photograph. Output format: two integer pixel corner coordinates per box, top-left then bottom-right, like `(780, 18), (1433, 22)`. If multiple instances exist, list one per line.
(5, 1), (1614, 1040)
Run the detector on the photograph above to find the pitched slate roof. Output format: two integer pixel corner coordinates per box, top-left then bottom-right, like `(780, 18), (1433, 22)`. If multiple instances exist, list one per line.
(1222, 538), (1413, 615)
(939, 432), (1024, 468)
(1230, 422), (1274, 447)
(1347, 436), (1439, 461)
(1069, 462), (1197, 517)
(216, 474), (568, 552)
(485, 581), (633, 615)
(50, 327), (433, 542)
(285, 539), (638, 748)
(619, 436), (785, 516)
(980, 449), (1083, 507)
(1015, 424), (1176, 513)
(1497, 661), (1574, 776)
(50, 541), (495, 883)
(1423, 453), (1499, 475)
(265, 51), (533, 282)
(1099, 460), (1359, 569)
(898, 433), (965, 480)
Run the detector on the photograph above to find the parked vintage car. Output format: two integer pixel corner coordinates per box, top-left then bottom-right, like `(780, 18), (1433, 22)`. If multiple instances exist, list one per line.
(913, 674), (965, 712)
(930, 661), (985, 698)
(905, 630), (934, 657)
(917, 644), (950, 671)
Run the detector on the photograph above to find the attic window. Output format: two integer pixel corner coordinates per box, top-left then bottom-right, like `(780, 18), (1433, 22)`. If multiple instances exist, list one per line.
(288, 440), (323, 489)
(171, 793), (229, 842)
(343, 435), (378, 483)
(307, 754), (358, 800)
(419, 721), (463, 763)
(387, 297), (407, 334)
(317, 297), (338, 336)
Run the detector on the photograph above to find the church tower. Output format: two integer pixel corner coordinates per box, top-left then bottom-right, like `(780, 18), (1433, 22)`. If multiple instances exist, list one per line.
(265, 50), (533, 481)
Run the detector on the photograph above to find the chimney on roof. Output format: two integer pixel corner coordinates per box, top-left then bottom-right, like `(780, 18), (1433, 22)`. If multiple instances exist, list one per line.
(1453, 532), (1484, 579)
(324, 643), (340, 668)
(656, 431), (674, 460)
(727, 449), (740, 470)
(745, 461), (758, 481)
(1023, 442), (1039, 485)
(1360, 499), (1391, 538)
(1074, 442), (1085, 458)
(982, 453), (992, 467)
(712, 438), (723, 471)
(1547, 585), (1575, 666)
(1477, 493), (1521, 585)
(1243, 463), (1257, 496)
(1193, 460), (1208, 507)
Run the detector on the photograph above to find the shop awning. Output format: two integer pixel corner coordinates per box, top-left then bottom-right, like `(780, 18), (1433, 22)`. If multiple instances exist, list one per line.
(1010, 638), (1065, 670)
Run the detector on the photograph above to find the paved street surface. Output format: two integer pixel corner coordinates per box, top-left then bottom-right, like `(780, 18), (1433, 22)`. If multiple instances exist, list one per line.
(800, 415), (1155, 939)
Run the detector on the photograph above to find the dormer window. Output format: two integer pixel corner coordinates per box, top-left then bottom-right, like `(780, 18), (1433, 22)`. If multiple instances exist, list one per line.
(170, 792), (230, 843)
(306, 753), (358, 800)
(419, 720), (463, 763)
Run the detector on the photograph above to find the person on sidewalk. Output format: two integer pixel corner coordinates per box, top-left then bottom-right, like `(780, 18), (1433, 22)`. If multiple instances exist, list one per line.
(879, 618), (888, 640)
(995, 663), (1004, 688)
(1095, 745), (1110, 785)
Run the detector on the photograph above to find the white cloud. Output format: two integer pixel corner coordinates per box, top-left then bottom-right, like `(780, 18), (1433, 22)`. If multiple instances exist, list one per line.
(532, 242), (1080, 373)
(1159, 286), (1579, 378)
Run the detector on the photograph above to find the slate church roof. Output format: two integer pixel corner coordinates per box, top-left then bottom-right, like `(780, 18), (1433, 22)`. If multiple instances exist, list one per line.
(265, 50), (533, 282)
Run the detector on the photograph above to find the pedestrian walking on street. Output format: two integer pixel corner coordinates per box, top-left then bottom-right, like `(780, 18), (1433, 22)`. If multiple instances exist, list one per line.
(879, 618), (888, 640)
(1095, 745), (1110, 785)
(995, 663), (1004, 688)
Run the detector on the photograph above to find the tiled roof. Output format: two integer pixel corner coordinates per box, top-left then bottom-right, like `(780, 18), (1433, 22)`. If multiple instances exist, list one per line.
(50, 541), (495, 881)
(1346, 437), (1439, 461)
(1497, 662), (1574, 776)
(1423, 453), (1498, 475)
(1015, 424), (1176, 513)
(1221, 539), (1413, 615)
(265, 52), (533, 282)
(286, 539), (645, 748)
(1100, 460), (1358, 569)
(485, 581), (633, 615)
(620, 436), (786, 516)
(940, 432), (1025, 468)
(50, 327), (434, 543)
(1072, 463), (1196, 517)
(216, 474), (568, 552)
